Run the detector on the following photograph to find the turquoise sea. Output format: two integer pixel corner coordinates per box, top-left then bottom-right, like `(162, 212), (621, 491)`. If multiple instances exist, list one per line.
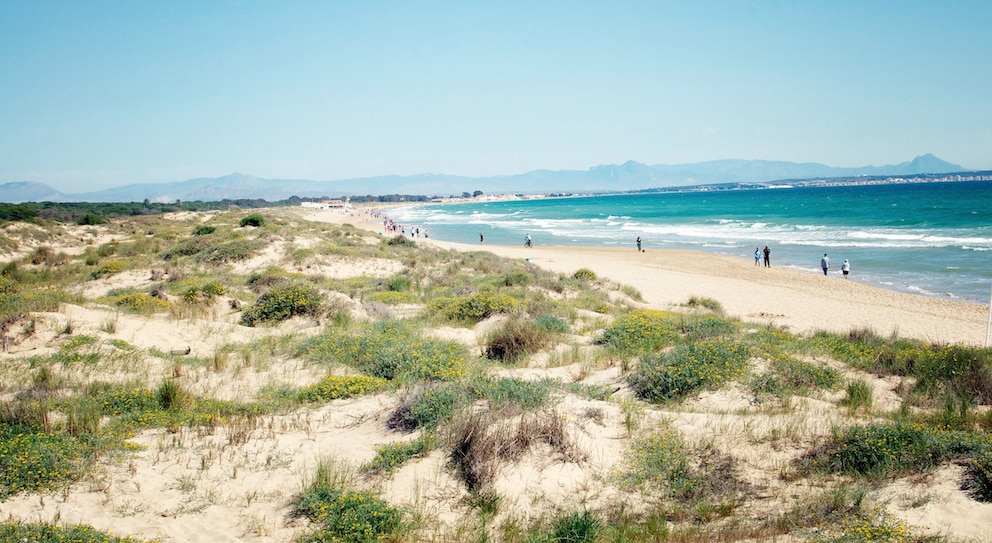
(386, 181), (992, 303)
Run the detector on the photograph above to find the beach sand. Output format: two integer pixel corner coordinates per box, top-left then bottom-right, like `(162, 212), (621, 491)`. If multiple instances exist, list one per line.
(339, 207), (990, 346)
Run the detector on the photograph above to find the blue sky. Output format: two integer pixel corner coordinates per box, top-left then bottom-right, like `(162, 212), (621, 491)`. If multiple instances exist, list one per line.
(2, 1), (990, 192)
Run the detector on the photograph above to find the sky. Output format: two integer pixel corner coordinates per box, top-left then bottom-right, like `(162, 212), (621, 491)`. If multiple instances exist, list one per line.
(1, 1), (991, 193)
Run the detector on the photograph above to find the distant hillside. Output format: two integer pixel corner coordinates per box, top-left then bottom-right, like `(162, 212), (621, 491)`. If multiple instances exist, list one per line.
(0, 154), (969, 203)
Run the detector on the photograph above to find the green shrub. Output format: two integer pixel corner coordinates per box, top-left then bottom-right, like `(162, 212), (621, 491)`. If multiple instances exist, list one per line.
(629, 340), (751, 403)
(90, 260), (127, 279)
(619, 429), (697, 496)
(180, 282), (227, 303)
(484, 317), (556, 363)
(239, 213), (265, 227)
(572, 268), (597, 281)
(193, 225), (216, 235)
(240, 282), (323, 326)
(291, 478), (401, 543)
(550, 510), (601, 543)
(385, 234), (415, 246)
(157, 380), (192, 411)
(389, 383), (470, 430)
(599, 309), (681, 354)
(0, 424), (88, 499)
(0, 520), (157, 542)
(386, 275), (411, 292)
(963, 447), (992, 502)
(77, 213), (108, 225)
(89, 383), (159, 416)
(686, 295), (724, 314)
(770, 356), (842, 392)
(534, 314), (569, 334)
(113, 292), (170, 313)
(246, 266), (301, 291)
(428, 290), (517, 322)
(472, 377), (555, 410)
(298, 375), (388, 403)
(200, 239), (266, 263)
(841, 379), (874, 412)
(362, 434), (434, 474)
(162, 236), (213, 260)
(502, 271), (531, 286)
(299, 321), (467, 381)
(799, 423), (959, 479)
(363, 290), (416, 305)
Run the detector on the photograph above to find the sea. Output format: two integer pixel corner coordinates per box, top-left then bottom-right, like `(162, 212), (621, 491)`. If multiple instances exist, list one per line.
(383, 180), (992, 304)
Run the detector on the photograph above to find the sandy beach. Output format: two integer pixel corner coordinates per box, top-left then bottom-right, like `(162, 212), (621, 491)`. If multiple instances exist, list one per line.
(341, 207), (990, 346)
(2, 205), (992, 543)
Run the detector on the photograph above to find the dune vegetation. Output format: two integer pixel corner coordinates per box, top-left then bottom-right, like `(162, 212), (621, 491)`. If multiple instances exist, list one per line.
(1, 207), (991, 542)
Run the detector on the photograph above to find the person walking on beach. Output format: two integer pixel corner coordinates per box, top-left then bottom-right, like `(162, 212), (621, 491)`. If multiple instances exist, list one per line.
(479, 233), (484, 244)
(820, 253), (830, 276)
(636, 236), (642, 252)
(754, 247), (761, 267)
(524, 234), (532, 248)
(762, 245), (771, 267)
(841, 259), (850, 279)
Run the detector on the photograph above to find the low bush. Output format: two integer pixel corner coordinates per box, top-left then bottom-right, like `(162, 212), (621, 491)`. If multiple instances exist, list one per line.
(363, 290), (416, 305)
(841, 379), (874, 412)
(291, 461), (401, 543)
(0, 520), (157, 542)
(472, 376), (555, 410)
(90, 260), (127, 279)
(428, 291), (517, 322)
(629, 340), (751, 403)
(239, 213), (265, 227)
(619, 428), (695, 494)
(448, 409), (582, 491)
(550, 510), (601, 543)
(298, 375), (388, 403)
(0, 424), (88, 499)
(77, 213), (108, 225)
(534, 314), (569, 334)
(484, 317), (556, 363)
(572, 268), (597, 281)
(686, 295), (724, 314)
(794, 422), (989, 480)
(112, 292), (171, 313)
(598, 309), (681, 354)
(963, 447), (992, 502)
(769, 356), (842, 392)
(299, 321), (467, 381)
(386, 275), (411, 292)
(180, 282), (227, 303)
(193, 225), (216, 235)
(362, 434), (434, 474)
(161, 236), (212, 260)
(388, 383), (471, 431)
(199, 239), (265, 264)
(29, 246), (68, 266)
(240, 282), (323, 326)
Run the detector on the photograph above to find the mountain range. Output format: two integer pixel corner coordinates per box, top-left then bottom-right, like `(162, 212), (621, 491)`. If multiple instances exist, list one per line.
(0, 154), (969, 203)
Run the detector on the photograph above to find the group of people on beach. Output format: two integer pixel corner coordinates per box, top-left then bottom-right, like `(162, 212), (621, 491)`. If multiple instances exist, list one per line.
(752, 245), (850, 278)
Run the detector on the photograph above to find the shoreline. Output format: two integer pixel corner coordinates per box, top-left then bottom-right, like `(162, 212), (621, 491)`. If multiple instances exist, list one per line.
(316, 206), (991, 346)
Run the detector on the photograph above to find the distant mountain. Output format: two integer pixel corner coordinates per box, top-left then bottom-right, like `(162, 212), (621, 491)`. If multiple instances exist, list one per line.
(0, 181), (68, 203)
(0, 154), (970, 203)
